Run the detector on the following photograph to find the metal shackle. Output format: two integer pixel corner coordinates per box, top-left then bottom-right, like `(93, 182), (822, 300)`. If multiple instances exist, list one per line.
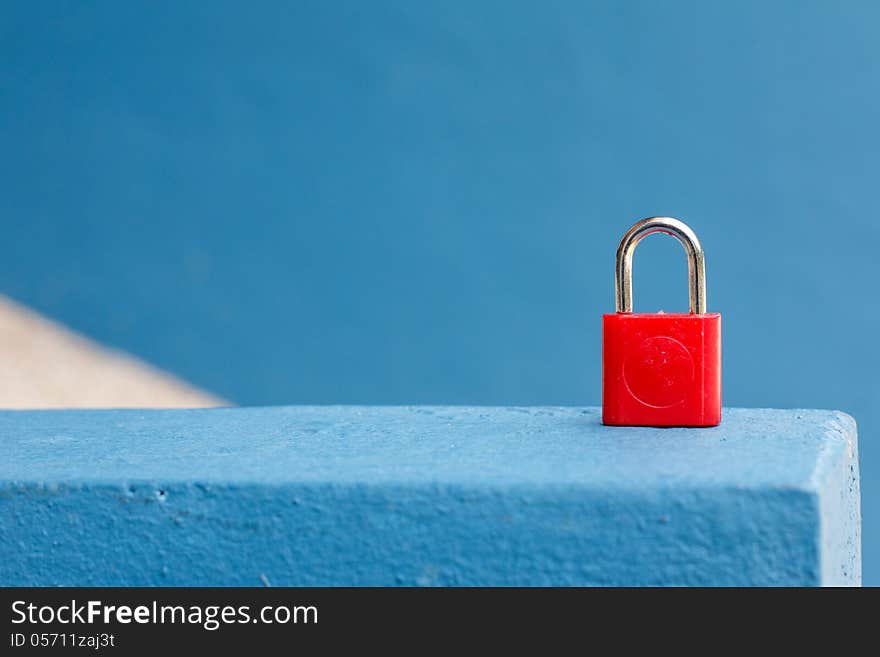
(615, 216), (707, 314)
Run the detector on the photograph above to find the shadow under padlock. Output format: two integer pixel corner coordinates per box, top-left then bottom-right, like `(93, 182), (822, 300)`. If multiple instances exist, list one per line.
(602, 217), (722, 427)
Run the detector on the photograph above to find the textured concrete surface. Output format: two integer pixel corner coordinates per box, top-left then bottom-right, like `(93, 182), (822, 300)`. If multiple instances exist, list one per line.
(0, 295), (223, 408)
(0, 406), (860, 586)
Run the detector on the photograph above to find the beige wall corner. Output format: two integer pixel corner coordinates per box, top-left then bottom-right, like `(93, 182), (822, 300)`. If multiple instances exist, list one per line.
(0, 295), (226, 409)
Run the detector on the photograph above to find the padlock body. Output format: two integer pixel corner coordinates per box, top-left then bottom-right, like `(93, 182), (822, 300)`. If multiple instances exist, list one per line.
(602, 312), (721, 427)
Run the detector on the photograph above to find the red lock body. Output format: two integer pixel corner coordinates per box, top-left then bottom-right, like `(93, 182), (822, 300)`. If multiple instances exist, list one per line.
(602, 312), (721, 427)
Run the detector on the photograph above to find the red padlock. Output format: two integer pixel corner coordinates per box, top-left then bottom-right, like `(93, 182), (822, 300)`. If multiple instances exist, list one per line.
(602, 217), (721, 427)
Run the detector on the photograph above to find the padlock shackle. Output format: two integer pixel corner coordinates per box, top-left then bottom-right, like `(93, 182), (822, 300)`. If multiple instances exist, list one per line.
(615, 216), (707, 314)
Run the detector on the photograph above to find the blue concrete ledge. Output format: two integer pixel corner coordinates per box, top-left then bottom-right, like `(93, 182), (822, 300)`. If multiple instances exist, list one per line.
(0, 406), (861, 586)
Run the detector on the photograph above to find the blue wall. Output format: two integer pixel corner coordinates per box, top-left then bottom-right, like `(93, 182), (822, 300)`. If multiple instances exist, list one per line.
(2, 1), (879, 582)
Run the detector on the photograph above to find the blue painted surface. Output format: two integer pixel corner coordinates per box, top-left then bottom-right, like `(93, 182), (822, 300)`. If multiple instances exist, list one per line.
(0, 407), (860, 586)
(1, 1), (878, 581)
